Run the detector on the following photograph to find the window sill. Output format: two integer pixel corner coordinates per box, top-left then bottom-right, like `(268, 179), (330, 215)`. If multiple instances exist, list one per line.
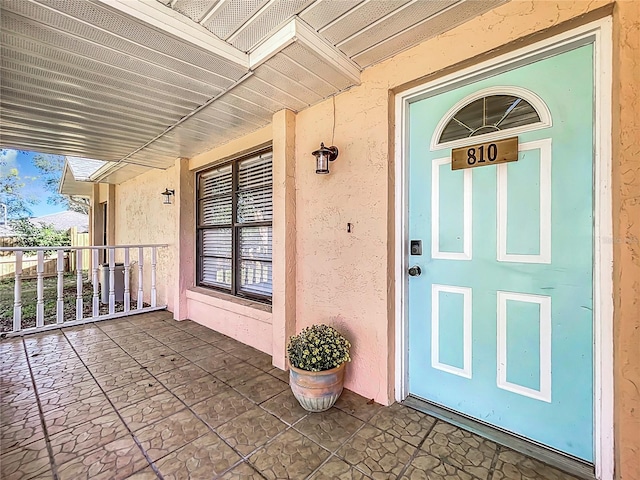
(186, 287), (272, 318)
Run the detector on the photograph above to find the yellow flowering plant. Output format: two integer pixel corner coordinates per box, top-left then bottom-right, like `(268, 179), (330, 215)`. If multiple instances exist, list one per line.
(287, 324), (351, 372)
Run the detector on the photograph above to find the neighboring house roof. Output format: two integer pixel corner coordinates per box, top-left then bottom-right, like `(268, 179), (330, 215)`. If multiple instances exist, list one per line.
(0, 211), (88, 237)
(0, 224), (14, 237)
(32, 211), (89, 233)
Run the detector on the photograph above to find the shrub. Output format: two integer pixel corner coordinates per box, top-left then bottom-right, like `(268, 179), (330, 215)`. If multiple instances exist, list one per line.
(11, 219), (70, 255)
(287, 324), (351, 372)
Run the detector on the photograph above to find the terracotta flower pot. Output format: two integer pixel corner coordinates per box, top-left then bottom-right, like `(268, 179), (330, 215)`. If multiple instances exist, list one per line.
(289, 362), (346, 412)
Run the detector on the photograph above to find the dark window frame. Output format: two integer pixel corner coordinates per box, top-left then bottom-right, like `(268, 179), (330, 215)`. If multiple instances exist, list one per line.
(196, 148), (273, 304)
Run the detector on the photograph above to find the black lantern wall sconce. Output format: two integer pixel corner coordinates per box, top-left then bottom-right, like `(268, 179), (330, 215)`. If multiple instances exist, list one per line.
(312, 142), (339, 174)
(161, 188), (175, 205)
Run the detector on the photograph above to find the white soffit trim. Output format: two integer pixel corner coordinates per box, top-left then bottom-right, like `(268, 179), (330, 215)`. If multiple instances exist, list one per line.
(90, 161), (125, 183)
(58, 161), (72, 195)
(249, 18), (361, 85)
(95, 0), (249, 68)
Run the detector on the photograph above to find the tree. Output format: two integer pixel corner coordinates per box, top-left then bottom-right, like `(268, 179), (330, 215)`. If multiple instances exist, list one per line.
(0, 150), (90, 219)
(11, 219), (71, 252)
(32, 154), (90, 214)
(0, 150), (36, 219)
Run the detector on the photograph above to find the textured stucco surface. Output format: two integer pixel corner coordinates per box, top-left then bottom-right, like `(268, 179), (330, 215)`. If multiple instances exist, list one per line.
(114, 165), (178, 312)
(271, 109), (297, 369)
(173, 158), (195, 321)
(98, 183), (109, 203)
(295, 94), (391, 404)
(186, 289), (273, 354)
(612, 2), (640, 479)
(93, 183), (115, 245)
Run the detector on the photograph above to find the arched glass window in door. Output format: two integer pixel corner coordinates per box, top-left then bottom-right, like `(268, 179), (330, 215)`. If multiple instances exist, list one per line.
(432, 87), (552, 148)
(440, 95), (540, 143)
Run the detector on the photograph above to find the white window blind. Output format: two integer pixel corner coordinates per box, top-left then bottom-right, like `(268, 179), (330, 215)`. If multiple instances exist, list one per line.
(197, 151), (273, 301)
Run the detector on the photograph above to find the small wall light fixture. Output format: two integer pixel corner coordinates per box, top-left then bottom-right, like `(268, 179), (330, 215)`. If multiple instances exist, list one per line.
(161, 188), (175, 205)
(312, 142), (339, 174)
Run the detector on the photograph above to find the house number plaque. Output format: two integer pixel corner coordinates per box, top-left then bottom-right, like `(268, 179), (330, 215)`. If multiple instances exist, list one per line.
(451, 136), (519, 170)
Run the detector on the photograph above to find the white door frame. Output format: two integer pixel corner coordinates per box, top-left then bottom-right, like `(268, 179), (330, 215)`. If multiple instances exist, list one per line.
(394, 18), (613, 479)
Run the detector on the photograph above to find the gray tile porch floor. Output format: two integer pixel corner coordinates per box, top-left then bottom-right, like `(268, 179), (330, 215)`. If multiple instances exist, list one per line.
(0, 311), (579, 480)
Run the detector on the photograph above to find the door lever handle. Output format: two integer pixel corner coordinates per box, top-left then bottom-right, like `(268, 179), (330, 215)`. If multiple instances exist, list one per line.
(408, 265), (422, 277)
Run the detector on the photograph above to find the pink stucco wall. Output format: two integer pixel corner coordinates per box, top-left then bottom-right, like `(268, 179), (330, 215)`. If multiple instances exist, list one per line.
(294, 94), (391, 402)
(612, 2), (640, 477)
(114, 165), (178, 312)
(187, 289), (273, 354)
(186, 126), (274, 354)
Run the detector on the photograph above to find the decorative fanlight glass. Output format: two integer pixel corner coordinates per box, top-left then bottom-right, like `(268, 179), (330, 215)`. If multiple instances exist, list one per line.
(439, 95), (541, 143)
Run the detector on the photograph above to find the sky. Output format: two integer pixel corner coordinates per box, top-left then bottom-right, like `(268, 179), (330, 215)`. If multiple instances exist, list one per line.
(0, 148), (66, 218)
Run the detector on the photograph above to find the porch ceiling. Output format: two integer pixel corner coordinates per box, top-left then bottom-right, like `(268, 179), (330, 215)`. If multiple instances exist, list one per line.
(0, 0), (504, 184)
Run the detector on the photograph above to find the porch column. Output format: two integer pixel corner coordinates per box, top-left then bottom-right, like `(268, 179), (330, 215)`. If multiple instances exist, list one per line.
(88, 184), (98, 273)
(91, 184), (101, 247)
(272, 109), (297, 369)
(173, 157), (195, 320)
(106, 184), (116, 245)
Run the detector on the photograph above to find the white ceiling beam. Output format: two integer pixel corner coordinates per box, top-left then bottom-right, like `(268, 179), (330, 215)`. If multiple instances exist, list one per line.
(336, 0), (420, 47)
(199, 0), (227, 25)
(249, 19), (297, 67)
(318, 0), (369, 34)
(94, 0), (249, 67)
(226, 0), (276, 42)
(249, 18), (361, 84)
(294, 19), (361, 84)
(298, 0), (323, 18)
(352, 0), (465, 60)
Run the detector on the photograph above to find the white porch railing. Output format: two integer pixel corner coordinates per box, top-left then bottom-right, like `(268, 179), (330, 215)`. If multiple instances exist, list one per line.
(0, 244), (168, 337)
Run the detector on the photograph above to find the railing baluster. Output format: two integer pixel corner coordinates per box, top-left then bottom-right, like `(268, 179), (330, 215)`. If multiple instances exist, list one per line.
(151, 247), (157, 308)
(124, 248), (130, 312)
(1, 244), (167, 336)
(137, 247), (144, 309)
(36, 251), (44, 327)
(108, 247), (115, 315)
(76, 249), (83, 321)
(13, 251), (22, 333)
(56, 250), (64, 324)
(92, 249), (99, 318)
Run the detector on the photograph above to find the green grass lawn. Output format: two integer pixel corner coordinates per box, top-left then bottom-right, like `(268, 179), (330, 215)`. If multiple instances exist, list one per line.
(0, 274), (143, 334)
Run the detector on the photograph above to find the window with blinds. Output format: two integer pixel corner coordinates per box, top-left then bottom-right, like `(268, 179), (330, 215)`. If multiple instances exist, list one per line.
(197, 150), (273, 302)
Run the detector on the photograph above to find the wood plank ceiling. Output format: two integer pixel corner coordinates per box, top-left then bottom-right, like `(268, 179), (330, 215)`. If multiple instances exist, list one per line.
(0, 0), (505, 184)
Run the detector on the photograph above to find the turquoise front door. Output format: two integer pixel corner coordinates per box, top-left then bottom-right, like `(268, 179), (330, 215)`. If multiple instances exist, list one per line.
(407, 45), (594, 461)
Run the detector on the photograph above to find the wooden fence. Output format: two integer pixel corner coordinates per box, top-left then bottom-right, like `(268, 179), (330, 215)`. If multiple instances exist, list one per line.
(0, 236), (19, 250)
(0, 254), (68, 280)
(0, 228), (89, 280)
(69, 227), (91, 272)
